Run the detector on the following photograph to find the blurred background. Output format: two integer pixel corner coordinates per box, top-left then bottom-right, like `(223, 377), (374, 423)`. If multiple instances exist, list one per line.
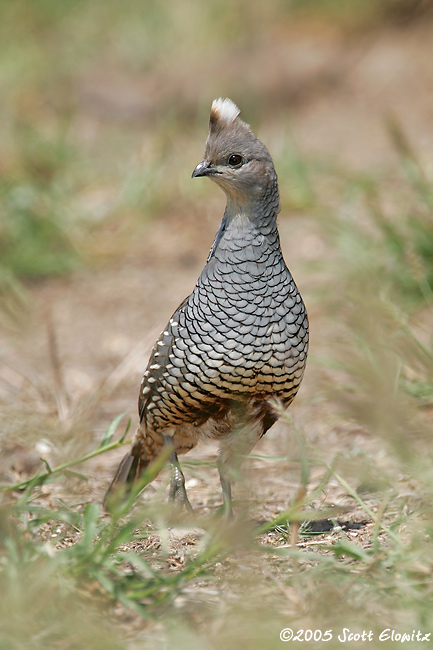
(1, 1), (433, 648)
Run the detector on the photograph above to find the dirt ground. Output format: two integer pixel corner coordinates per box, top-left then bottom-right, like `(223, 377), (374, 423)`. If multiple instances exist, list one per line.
(1, 20), (433, 551)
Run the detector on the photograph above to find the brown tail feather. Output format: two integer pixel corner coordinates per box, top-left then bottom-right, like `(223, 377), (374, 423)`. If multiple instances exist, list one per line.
(103, 451), (149, 509)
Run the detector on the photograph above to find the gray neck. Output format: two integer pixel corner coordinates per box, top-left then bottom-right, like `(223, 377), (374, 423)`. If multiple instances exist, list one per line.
(227, 170), (280, 224)
(207, 183), (281, 262)
(206, 179), (281, 262)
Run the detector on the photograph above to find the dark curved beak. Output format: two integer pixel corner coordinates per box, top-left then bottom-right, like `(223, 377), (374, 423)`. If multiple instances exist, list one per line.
(192, 160), (219, 178)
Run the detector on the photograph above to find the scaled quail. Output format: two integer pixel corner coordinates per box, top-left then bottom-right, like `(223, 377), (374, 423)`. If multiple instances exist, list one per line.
(106, 98), (309, 515)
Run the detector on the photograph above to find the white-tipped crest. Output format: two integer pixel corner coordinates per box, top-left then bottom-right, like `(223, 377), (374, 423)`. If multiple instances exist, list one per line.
(210, 98), (240, 126)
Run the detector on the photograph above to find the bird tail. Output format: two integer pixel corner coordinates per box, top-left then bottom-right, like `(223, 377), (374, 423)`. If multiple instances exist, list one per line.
(103, 450), (150, 510)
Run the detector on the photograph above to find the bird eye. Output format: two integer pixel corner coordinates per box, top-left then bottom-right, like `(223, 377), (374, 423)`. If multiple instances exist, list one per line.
(228, 154), (243, 167)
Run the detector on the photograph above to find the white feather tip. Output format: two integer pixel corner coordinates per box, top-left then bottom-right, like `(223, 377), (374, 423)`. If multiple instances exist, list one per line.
(210, 98), (241, 126)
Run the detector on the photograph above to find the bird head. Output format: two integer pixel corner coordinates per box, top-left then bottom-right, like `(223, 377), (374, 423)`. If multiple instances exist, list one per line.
(192, 98), (278, 212)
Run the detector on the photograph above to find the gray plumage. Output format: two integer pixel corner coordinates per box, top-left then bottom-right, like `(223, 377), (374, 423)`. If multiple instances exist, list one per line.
(106, 98), (309, 514)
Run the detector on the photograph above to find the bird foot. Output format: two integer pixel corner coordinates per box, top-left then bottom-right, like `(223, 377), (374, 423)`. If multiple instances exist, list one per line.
(168, 465), (194, 512)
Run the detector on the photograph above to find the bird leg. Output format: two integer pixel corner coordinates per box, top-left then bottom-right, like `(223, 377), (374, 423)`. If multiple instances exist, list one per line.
(217, 415), (264, 518)
(164, 436), (193, 511)
(217, 462), (233, 519)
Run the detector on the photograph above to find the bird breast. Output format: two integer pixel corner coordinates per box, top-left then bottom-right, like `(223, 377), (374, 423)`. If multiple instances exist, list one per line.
(140, 223), (308, 432)
(172, 243), (308, 397)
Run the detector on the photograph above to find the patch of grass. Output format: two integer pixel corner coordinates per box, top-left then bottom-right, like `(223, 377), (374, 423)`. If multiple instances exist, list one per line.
(2, 404), (433, 648)
(328, 121), (433, 426)
(318, 117), (433, 628)
(284, 0), (433, 29)
(330, 120), (433, 309)
(0, 145), (79, 278)
(274, 133), (316, 212)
